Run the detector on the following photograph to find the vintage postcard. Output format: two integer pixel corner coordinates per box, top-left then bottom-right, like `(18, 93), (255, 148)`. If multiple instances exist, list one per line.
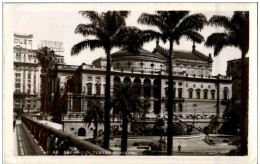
(3, 2), (257, 164)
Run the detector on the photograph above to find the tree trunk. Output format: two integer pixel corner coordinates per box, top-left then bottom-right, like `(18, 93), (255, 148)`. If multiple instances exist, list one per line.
(121, 113), (128, 155)
(240, 51), (248, 155)
(167, 40), (174, 155)
(103, 50), (111, 149)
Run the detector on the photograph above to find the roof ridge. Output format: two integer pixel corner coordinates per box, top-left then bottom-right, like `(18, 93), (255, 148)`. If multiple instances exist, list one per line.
(192, 49), (212, 62)
(113, 48), (153, 55)
(154, 44), (212, 62)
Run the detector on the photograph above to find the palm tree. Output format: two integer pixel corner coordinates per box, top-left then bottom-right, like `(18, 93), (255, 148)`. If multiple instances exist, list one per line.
(112, 82), (145, 155)
(83, 100), (104, 141)
(36, 47), (56, 119)
(205, 11), (249, 155)
(71, 11), (145, 149)
(138, 11), (207, 155)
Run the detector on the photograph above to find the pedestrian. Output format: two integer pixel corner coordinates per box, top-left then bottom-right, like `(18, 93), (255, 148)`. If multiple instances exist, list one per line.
(13, 112), (17, 132)
(178, 145), (181, 152)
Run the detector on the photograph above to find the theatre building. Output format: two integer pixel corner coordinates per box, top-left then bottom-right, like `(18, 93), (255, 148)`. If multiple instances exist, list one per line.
(49, 42), (232, 137)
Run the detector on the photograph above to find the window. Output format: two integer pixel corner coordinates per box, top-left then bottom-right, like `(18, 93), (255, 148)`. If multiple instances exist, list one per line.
(203, 90), (208, 99)
(87, 83), (92, 95)
(15, 73), (21, 78)
(223, 87), (229, 100)
(178, 103), (183, 113)
(28, 73), (31, 79)
(96, 83), (101, 95)
(178, 88), (182, 99)
(188, 89), (193, 98)
(15, 83), (21, 88)
(211, 90), (215, 99)
(196, 89), (201, 99)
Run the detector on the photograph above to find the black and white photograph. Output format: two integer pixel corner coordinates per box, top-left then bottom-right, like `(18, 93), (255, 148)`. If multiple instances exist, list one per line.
(3, 2), (257, 164)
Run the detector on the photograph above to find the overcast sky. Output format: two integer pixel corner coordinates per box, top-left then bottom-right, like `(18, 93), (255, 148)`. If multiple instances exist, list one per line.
(11, 3), (248, 76)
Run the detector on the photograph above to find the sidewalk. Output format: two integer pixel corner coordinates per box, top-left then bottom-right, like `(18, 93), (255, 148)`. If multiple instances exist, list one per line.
(13, 120), (20, 156)
(15, 120), (45, 155)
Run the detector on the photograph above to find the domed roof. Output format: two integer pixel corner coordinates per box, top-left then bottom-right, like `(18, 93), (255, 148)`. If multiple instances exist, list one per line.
(111, 48), (166, 62)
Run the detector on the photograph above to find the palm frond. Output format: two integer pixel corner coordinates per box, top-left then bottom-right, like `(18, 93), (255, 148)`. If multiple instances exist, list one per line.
(208, 15), (232, 31)
(74, 24), (96, 36)
(205, 33), (229, 56)
(79, 11), (101, 25)
(138, 13), (161, 27)
(178, 30), (205, 44)
(142, 30), (166, 43)
(157, 11), (189, 30)
(176, 13), (207, 32)
(71, 39), (103, 55)
(113, 26), (144, 54)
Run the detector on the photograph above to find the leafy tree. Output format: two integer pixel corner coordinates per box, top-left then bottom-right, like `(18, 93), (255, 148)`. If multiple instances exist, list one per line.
(219, 101), (240, 135)
(138, 11), (207, 155)
(208, 116), (220, 134)
(111, 82), (145, 155)
(71, 11), (145, 149)
(205, 11), (249, 155)
(83, 100), (104, 141)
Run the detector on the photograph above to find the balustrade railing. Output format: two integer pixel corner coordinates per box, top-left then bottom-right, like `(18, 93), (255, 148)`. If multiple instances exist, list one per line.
(22, 116), (111, 155)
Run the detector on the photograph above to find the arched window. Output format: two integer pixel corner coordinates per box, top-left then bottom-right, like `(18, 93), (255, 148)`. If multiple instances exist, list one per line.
(114, 76), (121, 84)
(153, 79), (160, 99)
(144, 78), (151, 98)
(78, 128), (86, 136)
(87, 83), (92, 95)
(223, 87), (229, 100)
(133, 78), (141, 96)
(123, 77), (131, 84)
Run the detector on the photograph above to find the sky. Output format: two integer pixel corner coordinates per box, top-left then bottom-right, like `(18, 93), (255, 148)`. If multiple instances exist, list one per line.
(11, 3), (248, 76)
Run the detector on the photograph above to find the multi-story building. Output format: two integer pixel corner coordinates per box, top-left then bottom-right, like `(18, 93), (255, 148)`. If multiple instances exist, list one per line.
(13, 33), (65, 114)
(49, 42), (232, 137)
(13, 33), (41, 113)
(226, 58), (249, 101)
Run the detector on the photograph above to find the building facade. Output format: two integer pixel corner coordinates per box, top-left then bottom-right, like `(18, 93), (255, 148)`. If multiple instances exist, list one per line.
(13, 33), (65, 114)
(226, 58), (249, 101)
(13, 33), (41, 113)
(49, 42), (232, 137)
